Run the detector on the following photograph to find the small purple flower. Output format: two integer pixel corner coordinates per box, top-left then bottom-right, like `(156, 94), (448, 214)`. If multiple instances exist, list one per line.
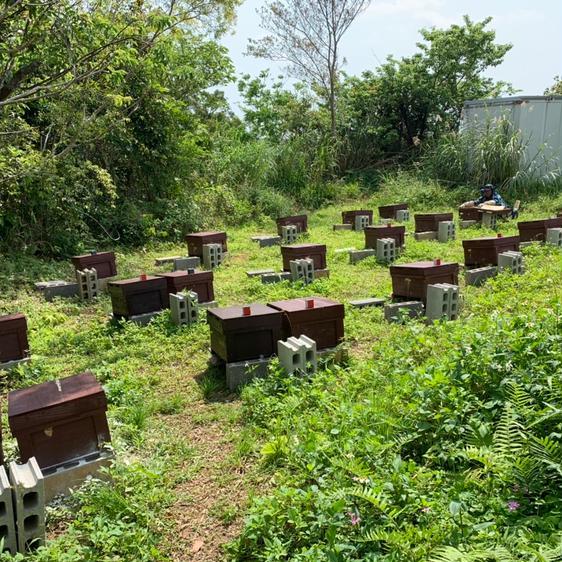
(507, 500), (520, 512)
(348, 511), (361, 526)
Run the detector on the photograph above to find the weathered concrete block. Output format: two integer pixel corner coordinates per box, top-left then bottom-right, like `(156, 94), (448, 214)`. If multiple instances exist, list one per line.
(414, 231), (438, 241)
(261, 272), (292, 284)
(384, 301), (424, 323)
(281, 225), (298, 244)
(202, 243), (223, 270)
(251, 235), (282, 248)
(376, 238), (396, 263)
(519, 241), (535, 249)
(546, 227), (562, 247)
(354, 215), (370, 231)
(498, 251), (524, 274)
(314, 269), (330, 279)
(349, 297), (386, 309)
(349, 249), (377, 264)
(482, 212), (497, 230)
(0, 465), (17, 554)
(290, 259), (314, 284)
(170, 291), (199, 326)
(173, 256), (200, 271)
(333, 224), (353, 231)
(426, 283), (459, 322)
(225, 357), (271, 390)
(335, 247), (357, 254)
(465, 266), (497, 287)
(154, 256), (182, 266)
(396, 209), (410, 222)
(9, 457), (45, 553)
(460, 220), (478, 229)
(76, 269), (99, 301)
(34, 281), (79, 301)
(198, 301), (218, 311)
(438, 221), (456, 243)
(278, 335), (317, 375)
(246, 269), (275, 277)
(0, 357), (31, 372)
(379, 218), (393, 225)
(113, 310), (165, 326)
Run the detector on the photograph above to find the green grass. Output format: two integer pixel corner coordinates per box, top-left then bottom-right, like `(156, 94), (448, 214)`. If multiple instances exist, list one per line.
(0, 174), (561, 561)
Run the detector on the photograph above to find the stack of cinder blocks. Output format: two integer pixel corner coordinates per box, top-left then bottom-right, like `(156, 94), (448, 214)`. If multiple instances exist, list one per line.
(202, 244), (223, 270)
(281, 225), (298, 244)
(438, 221), (456, 243)
(426, 283), (459, 322)
(289, 259), (314, 284)
(277, 336), (317, 375)
(546, 228), (562, 247)
(76, 269), (99, 301)
(354, 215), (370, 231)
(498, 251), (524, 274)
(376, 238), (396, 263)
(170, 291), (199, 326)
(0, 458), (46, 555)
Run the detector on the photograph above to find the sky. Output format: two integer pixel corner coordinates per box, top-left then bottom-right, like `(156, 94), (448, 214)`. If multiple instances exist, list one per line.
(220, 0), (562, 111)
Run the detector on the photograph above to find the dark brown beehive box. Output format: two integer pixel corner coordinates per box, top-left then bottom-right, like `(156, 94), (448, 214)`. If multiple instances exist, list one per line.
(414, 213), (454, 233)
(281, 244), (327, 271)
(0, 313), (29, 364)
(186, 231), (228, 258)
(517, 218), (562, 242)
(342, 210), (374, 227)
(378, 203), (408, 219)
(207, 304), (283, 363)
(463, 236), (520, 267)
(458, 207), (481, 221)
(71, 251), (117, 279)
(8, 372), (111, 470)
(268, 297), (344, 350)
(276, 215), (308, 234)
(108, 276), (169, 319)
(365, 225), (406, 249)
(157, 271), (214, 303)
(390, 261), (459, 302)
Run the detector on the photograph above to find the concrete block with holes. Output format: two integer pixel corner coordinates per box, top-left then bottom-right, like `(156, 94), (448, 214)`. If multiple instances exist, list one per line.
(438, 221), (456, 243)
(354, 215), (370, 231)
(170, 291), (199, 326)
(281, 225), (298, 244)
(396, 209), (410, 222)
(384, 301), (424, 323)
(349, 249), (377, 264)
(277, 335), (317, 375)
(498, 251), (524, 274)
(546, 228), (562, 247)
(9, 457), (45, 553)
(76, 269), (99, 301)
(289, 259), (314, 284)
(0, 466), (17, 554)
(481, 212), (497, 230)
(465, 266), (497, 287)
(426, 283), (459, 322)
(202, 244), (223, 270)
(173, 256), (200, 271)
(376, 238), (397, 263)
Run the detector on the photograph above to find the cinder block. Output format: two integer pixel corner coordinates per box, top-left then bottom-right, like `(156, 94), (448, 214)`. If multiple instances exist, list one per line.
(170, 291), (199, 326)
(333, 224), (353, 231)
(97, 277), (114, 292)
(76, 269), (99, 300)
(384, 301), (424, 323)
(199, 301), (218, 310)
(314, 269), (330, 279)
(0, 357), (31, 372)
(396, 209), (410, 222)
(335, 247), (357, 254)
(482, 212), (497, 230)
(0, 466), (17, 554)
(9, 457), (45, 553)
(379, 218), (393, 225)
(465, 266), (497, 287)
(376, 238), (396, 263)
(546, 228), (562, 247)
(414, 231), (438, 241)
(34, 281), (79, 301)
(349, 298), (386, 309)
(173, 256), (200, 271)
(498, 251), (524, 274)
(426, 283), (459, 322)
(202, 243), (223, 270)
(289, 259), (314, 284)
(225, 357), (271, 390)
(277, 335), (317, 375)
(154, 256), (182, 266)
(519, 241), (534, 249)
(461, 220), (478, 229)
(115, 310), (165, 326)
(251, 235), (282, 248)
(43, 452), (113, 503)
(246, 269), (275, 277)
(349, 249), (377, 264)
(281, 225), (298, 244)
(438, 221), (456, 243)
(261, 272), (292, 284)
(354, 215), (370, 231)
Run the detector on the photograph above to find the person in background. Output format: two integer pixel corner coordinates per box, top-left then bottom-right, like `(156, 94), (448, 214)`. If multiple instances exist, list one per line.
(460, 184), (508, 209)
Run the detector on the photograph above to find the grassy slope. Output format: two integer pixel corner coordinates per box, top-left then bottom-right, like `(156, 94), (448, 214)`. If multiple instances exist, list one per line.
(0, 177), (561, 561)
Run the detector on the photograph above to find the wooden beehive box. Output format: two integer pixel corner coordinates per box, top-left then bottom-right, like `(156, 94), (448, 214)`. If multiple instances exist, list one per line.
(517, 218), (562, 242)
(281, 244), (327, 271)
(186, 231), (228, 258)
(463, 235), (520, 267)
(108, 276), (169, 319)
(268, 297), (344, 350)
(8, 372), (111, 470)
(378, 203), (408, 219)
(342, 210), (374, 227)
(364, 225), (406, 249)
(414, 213), (454, 233)
(276, 215), (308, 234)
(207, 304), (283, 363)
(157, 271), (214, 303)
(0, 313), (29, 364)
(390, 261), (459, 302)
(71, 251), (117, 279)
